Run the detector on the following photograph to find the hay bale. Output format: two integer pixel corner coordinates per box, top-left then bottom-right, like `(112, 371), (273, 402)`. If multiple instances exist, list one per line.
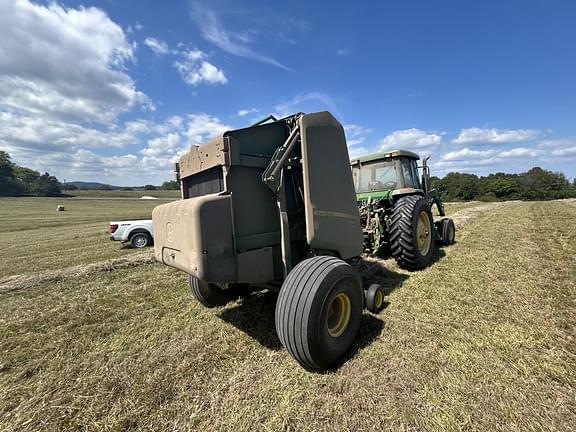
(56, 205), (65, 211)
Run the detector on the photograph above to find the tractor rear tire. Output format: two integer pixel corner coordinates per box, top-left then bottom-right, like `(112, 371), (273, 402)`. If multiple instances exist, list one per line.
(389, 195), (435, 270)
(189, 275), (246, 308)
(275, 256), (363, 371)
(440, 218), (456, 246)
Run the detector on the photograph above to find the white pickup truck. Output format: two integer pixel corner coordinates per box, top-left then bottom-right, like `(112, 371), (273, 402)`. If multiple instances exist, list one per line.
(109, 219), (154, 248)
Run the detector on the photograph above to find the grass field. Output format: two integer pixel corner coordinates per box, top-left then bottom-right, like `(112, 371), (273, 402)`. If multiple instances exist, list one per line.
(1, 198), (575, 431)
(0, 197), (174, 278)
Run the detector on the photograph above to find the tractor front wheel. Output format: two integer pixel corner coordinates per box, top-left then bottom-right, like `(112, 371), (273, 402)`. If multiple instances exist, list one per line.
(275, 256), (363, 371)
(389, 195), (436, 270)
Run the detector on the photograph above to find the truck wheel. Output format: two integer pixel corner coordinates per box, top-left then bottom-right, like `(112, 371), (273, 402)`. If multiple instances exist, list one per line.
(130, 232), (151, 248)
(365, 284), (386, 314)
(441, 218), (456, 246)
(275, 256), (363, 371)
(189, 275), (236, 308)
(389, 195), (435, 270)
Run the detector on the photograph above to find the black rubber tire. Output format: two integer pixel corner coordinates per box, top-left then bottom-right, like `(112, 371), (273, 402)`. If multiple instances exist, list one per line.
(189, 275), (243, 308)
(129, 232), (151, 248)
(389, 195), (436, 270)
(275, 256), (363, 371)
(365, 284), (386, 314)
(441, 218), (456, 246)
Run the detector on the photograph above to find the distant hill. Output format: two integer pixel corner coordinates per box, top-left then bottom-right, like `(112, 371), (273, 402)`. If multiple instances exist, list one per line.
(64, 181), (121, 190)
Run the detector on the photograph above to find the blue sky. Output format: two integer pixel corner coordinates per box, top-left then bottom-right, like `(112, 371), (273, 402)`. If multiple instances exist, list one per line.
(0, 0), (575, 185)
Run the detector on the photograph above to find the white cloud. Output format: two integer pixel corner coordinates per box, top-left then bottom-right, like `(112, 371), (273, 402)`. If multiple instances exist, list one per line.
(144, 37), (169, 55)
(238, 108), (259, 117)
(190, 2), (291, 71)
(452, 127), (541, 145)
(379, 128), (442, 150)
(344, 124), (372, 146)
(0, 110), (232, 185)
(336, 48), (351, 56)
(441, 148), (497, 161)
(348, 146), (369, 158)
(274, 92), (340, 118)
(436, 146), (545, 172)
(498, 147), (541, 158)
(537, 137), (576, 157)
(174, 50), (227, 86)
(0, 0), (152, 124)
(551, 146), (576, 157)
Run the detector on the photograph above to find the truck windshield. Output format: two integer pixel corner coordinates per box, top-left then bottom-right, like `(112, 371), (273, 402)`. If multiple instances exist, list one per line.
(354, 160), (398, 193)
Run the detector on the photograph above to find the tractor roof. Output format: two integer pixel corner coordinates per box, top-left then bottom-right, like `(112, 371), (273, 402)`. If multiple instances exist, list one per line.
(350, 149), (420, 164)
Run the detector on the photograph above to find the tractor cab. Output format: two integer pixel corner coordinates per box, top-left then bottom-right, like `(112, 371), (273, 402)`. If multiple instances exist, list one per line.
(351, 150), (422, 196)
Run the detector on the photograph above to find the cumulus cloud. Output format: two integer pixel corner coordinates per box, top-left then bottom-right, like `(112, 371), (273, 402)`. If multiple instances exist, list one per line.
(0, 0), (152, 124)
(452, 127), (541, 145)
(0, 110), (231, 185)
(190, 2), (291, 71)
(436, 146), (545, 173)
(538, 137), (576, 157)
(174, 50), (228, 86)
(144, 37), (170, 55)
(274, 92), (340, 118)
(139, 113), (231, 176)
(379, 128), (442, 150)
(238, 108), (259, 117)
(441, 148), (497, 161)
(344, 124), (372, 147)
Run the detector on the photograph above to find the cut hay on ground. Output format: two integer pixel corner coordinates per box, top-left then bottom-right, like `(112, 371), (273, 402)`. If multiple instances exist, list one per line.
(0, 252), (154, 294)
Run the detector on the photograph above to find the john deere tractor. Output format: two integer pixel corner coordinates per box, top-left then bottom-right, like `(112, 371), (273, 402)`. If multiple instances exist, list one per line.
(352, 150), (455, 269)
(152, 111), (455, 371)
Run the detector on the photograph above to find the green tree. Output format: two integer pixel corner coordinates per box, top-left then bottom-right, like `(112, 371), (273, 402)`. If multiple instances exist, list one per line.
(0, 151), (24, 196)
(144, 184), (158, 191)
(14, 166), (41, 192)
(160, 180), (179, 190)
(31, 172), (62, 195)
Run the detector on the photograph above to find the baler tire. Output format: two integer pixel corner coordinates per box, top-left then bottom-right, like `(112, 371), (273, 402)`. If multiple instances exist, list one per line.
(389, 195), (435, 270)
(441, 218), (456, 246)
(275, 256), (363, 371)
(189, 275), (235, 308)
(365, 283), (386, 314)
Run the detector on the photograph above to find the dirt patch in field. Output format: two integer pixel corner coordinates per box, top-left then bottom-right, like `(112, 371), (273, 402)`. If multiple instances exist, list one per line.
(450, 200), (517, 229)
(0, 251), (155, 293)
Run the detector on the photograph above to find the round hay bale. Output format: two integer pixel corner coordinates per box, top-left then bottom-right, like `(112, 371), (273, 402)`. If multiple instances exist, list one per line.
(56, 205), (65, 212)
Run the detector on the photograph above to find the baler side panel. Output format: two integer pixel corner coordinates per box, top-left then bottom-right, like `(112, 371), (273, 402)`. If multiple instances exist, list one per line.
(300, 112), (363, 259)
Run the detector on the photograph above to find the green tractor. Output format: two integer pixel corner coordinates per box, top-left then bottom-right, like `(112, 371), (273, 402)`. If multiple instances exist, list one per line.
(351, 150), (455, 270)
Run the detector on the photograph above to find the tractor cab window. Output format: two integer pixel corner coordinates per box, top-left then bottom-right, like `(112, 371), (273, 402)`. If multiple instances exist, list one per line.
(355, 160), (399, 193)
(400, 158), (419, 188)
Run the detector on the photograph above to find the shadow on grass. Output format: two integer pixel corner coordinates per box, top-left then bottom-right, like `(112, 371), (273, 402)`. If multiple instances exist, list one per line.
(355, 256), (411, 295)
(327, 313), (386, 372)
(219, 290), (387, 366)
(218, 290), (282, 350)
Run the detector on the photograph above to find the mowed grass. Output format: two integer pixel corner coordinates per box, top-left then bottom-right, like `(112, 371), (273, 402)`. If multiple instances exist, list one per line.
(0, 197), (170, 278)
(1, 200), (574, 431)
(71, 189), (180, 199)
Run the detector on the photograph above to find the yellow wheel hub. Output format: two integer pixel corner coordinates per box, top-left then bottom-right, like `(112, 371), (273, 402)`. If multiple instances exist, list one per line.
(374, 290), (383, 308)
(417, 211), (432, 255)
(327, 293), (351, 337)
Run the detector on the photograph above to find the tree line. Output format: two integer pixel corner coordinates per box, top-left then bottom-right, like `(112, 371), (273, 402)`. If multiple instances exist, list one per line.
(0, 151), (62, 196)
(430, 167), (576, 201)
(2, 150), (575, 200)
